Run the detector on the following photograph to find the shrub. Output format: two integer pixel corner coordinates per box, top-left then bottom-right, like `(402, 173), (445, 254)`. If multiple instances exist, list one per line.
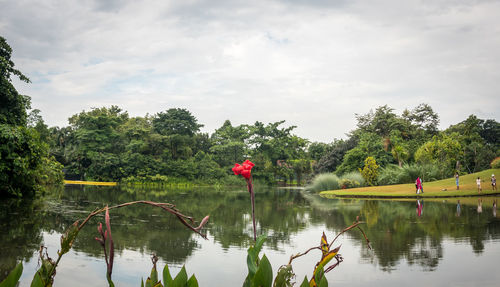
(377, 163), (447, 186)
(491, 157), (500, 169)
(339, 178), (360, 189)
(307, 173), (340, 192)
(359, 157), (379, 186)
(341, 171), (365, 187)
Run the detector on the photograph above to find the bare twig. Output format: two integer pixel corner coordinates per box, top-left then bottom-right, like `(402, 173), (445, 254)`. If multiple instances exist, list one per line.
(328, 220), (366, 249)
(288, 246), (321, 265)
(79, 200), (208, 239)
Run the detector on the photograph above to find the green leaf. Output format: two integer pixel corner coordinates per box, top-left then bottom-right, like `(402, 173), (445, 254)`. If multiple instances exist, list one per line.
(299, 276), (309, 287)
(318, 275), (328, 287)
(59, 221), (79, 256)
(254, 234), (267, 255)
(163, 264), (173, 287)
(246, 252), (258, 277)
(252, 254), (272, 287)
(150, 265), (159, 285)
(273, 265), (294, 287)
(0, 262), (23, 287)
(30, 272), (45, 287)
(171, 266), (188, 287)
(186, 275), (198, 287)
(141, 278), (144, 287)
(246, 234), (267, 279)
(314, 267), (324, 286)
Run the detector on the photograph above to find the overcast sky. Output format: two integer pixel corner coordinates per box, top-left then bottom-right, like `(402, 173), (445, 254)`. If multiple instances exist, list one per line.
(1, 0), (499, 142)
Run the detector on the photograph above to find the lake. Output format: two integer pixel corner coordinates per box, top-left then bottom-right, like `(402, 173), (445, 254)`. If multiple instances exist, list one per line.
(1, 185), (500, 286)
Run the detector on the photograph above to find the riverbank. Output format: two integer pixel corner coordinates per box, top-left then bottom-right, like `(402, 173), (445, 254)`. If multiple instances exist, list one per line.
(320, 169), (500, 198)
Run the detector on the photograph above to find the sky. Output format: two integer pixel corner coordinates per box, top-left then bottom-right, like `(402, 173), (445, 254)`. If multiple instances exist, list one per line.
(1, 0), (499, 142)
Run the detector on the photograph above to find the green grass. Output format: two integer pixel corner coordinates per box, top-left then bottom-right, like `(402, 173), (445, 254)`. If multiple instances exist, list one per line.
(320, 169), (500, 198)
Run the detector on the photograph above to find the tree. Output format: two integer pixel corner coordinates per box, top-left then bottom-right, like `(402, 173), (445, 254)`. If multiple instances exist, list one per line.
(248, 121), (308, 181)
(66, 106), (129, 180)
(152, 108), (203, 160)
(359, 156), (379, 186)
(402, 103), (439, 135)
(355, 105), (405, 138)
(0, 36), (31, 126)
(153, 108), (203, 136)
(389, 130), (409, 167)
(288, 159), (312, 185)
(414, 134), (463, 178)
(314, 138), (357, 174)
(0, 36), (62, 197)
(445, 115), (499, 173)
(210, 120), (249, 168)
(307, 142), (330, 162)
(336, 132), (392, 175)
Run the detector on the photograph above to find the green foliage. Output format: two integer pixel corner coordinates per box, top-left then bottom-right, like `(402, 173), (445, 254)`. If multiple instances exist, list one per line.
(0, 262), (22, 287)
(242, 235), (287, 287)
(338, 178), (360, 189)
(153, 108), (203, 137)
(341, 171), (365, 186)
(335, 132), (392, 175)
(288, 159), (312, 185)
(445, 115), (499, 173)
(491, 157), (500, 169)
(377, 163), (445, 185)
(414, 134), (462, 178)
(273, 265), (294, 287)
(359, 157), (379, 186)
(141, 262), (198, 287)
(0, 36), (31, 126)
(0, 36), (62, 197)
(307, 173), (340, 192)
(314, 138), (356, 174)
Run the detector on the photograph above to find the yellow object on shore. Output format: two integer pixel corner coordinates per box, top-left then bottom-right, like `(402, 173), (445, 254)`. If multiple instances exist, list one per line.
(64, 180), (118, 186)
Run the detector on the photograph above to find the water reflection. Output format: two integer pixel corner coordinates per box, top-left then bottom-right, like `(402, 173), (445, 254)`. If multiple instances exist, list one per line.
(1, 186), (500, 286)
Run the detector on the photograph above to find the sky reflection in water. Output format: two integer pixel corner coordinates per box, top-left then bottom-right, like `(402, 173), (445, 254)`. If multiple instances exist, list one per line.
(2, 185), (500, 286)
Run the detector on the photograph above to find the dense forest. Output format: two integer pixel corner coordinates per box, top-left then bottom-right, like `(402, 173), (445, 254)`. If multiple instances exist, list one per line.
(1, 35), (499, 197)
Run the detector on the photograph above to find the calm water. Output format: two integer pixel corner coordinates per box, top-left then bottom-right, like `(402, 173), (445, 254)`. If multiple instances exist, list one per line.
(1, 185), (500, 286)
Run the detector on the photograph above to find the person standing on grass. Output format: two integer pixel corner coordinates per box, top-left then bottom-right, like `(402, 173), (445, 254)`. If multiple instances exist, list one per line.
(476, 177), (482, 193)
(455, 172), (459, 190)
(492, 174), (497, 191)
(416, 177), (422, 194)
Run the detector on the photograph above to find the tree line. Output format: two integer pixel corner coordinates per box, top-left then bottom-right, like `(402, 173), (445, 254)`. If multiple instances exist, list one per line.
(32, 103), (499, 187)
(1, 34), (499, 197)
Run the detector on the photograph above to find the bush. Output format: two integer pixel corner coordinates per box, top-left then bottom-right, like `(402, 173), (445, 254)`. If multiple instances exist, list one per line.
(339, 178), (360, 189)
(341, 171), (365, 187)
(491, 157), (500, 169)
(307, 173), (340, 192)
(359, 157), (379, 186)
(377, 163), (446, 186)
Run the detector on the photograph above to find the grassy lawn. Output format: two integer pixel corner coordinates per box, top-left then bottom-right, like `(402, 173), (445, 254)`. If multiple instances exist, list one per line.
(320, 168), (500, 198)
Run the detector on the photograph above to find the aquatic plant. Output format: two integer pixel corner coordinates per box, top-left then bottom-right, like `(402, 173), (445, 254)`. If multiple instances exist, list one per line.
(232, 159), (257, 241)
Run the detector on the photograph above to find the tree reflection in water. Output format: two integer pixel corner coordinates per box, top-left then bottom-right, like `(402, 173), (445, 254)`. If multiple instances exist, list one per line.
(1, 185), (499, 283)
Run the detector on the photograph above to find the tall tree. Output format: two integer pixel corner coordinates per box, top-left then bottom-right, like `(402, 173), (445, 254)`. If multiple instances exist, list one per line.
(0, 36), (62, 197)
(0, 36), (31, 126)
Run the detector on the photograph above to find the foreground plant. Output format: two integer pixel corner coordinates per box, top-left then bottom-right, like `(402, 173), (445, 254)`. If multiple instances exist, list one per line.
(95, 206), (115, 286)
(244, 218), (371, 287)
(232, 160), (257, 241)
(141, 254), (198, 287)
(1, 200), (209, 287)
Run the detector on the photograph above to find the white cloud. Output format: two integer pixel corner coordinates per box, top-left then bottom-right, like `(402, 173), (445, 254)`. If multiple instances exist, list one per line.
(2, 0), (499, 142)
